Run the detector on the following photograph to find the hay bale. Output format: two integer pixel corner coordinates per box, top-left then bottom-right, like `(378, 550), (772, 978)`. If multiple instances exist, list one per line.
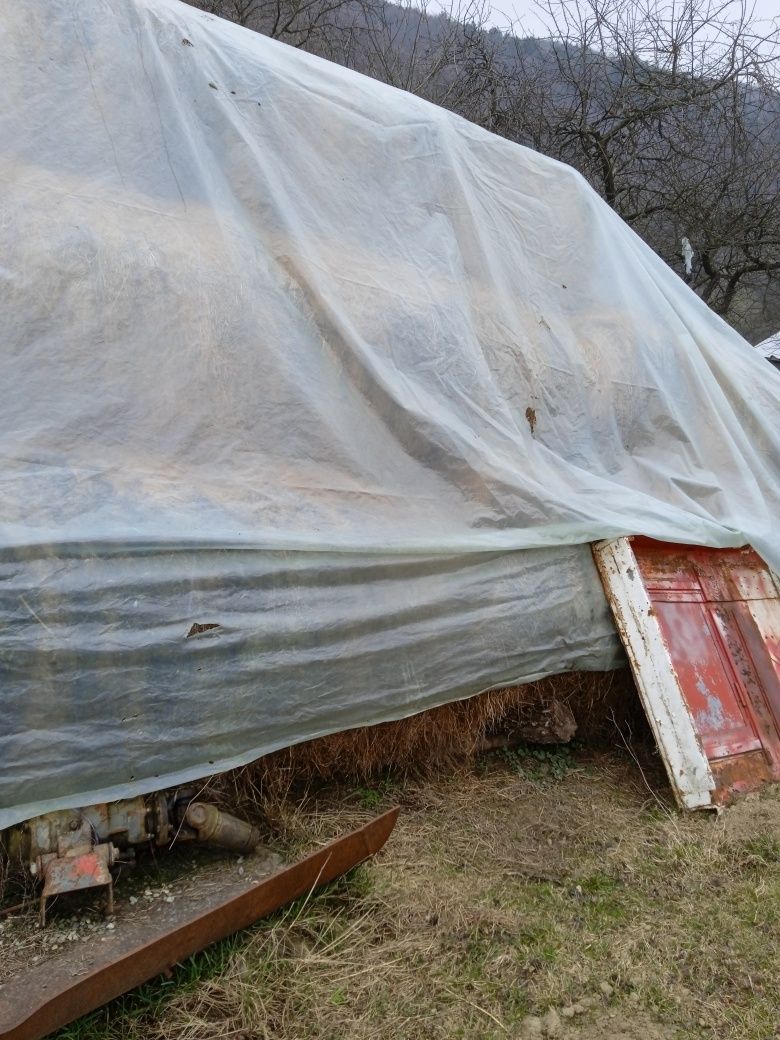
(225, 668), (644, 803)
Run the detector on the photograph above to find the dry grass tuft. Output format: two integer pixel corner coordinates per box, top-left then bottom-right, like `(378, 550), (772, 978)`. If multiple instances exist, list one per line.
(48, 754), (780, 1040)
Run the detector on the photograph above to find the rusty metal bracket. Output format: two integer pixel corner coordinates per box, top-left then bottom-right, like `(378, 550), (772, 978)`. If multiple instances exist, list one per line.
(35, 817), (119, 927)
(0, 807), (399, 1040)
(38, 843), (116, 928)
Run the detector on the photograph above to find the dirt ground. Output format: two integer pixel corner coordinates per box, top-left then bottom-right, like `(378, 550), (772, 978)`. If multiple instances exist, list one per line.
(3, 745), (780, 1040)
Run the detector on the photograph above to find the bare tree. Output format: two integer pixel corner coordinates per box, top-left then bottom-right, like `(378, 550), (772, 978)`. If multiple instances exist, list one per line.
(333, 0), (512, 114)
(654, 82), (780, 325)
(188, 0), (354, 51)
(498, 0), (780, 329)
(184, 0), (780, 333)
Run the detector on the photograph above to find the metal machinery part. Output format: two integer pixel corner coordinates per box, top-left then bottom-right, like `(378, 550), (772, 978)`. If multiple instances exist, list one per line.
(0, 807), (400, 1040)
(4, 790), (262, 925)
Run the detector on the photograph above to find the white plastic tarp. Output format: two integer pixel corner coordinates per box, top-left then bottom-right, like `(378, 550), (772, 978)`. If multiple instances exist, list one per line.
(757, 332), (780, 362)
(1, 0), (779, 827)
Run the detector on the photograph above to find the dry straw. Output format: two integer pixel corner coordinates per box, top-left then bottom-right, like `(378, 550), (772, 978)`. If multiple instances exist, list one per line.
(222, 668), (643, 805)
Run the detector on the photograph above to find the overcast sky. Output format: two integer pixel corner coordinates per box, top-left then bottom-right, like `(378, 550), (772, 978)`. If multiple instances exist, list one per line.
(486, 0), (780, 36)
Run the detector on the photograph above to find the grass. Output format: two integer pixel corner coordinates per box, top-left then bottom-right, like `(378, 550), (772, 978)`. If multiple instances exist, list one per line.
(0, 746), (764, 1040)
(495, 741), (578, 782)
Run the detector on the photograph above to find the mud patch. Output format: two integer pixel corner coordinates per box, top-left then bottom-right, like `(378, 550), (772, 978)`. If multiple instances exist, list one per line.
(719, 786), (780, 842)
(573, 1009), (678, 1039)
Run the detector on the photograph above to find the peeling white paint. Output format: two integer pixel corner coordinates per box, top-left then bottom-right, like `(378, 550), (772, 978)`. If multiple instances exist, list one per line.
(592, 537), (715, 810)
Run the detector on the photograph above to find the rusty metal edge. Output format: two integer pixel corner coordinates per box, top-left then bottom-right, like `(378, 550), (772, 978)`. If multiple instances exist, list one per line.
(0, 807), (400, 1040)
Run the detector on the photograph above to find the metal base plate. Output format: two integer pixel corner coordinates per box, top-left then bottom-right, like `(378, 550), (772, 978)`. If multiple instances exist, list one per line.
(0, 808), (399, 1040)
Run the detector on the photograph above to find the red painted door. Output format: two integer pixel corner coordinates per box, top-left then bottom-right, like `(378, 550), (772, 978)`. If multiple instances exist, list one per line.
(632, 539), (780, 802)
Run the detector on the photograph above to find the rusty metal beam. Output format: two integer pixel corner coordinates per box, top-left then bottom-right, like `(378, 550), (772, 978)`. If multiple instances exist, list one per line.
(0, 807), (399, 1040)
